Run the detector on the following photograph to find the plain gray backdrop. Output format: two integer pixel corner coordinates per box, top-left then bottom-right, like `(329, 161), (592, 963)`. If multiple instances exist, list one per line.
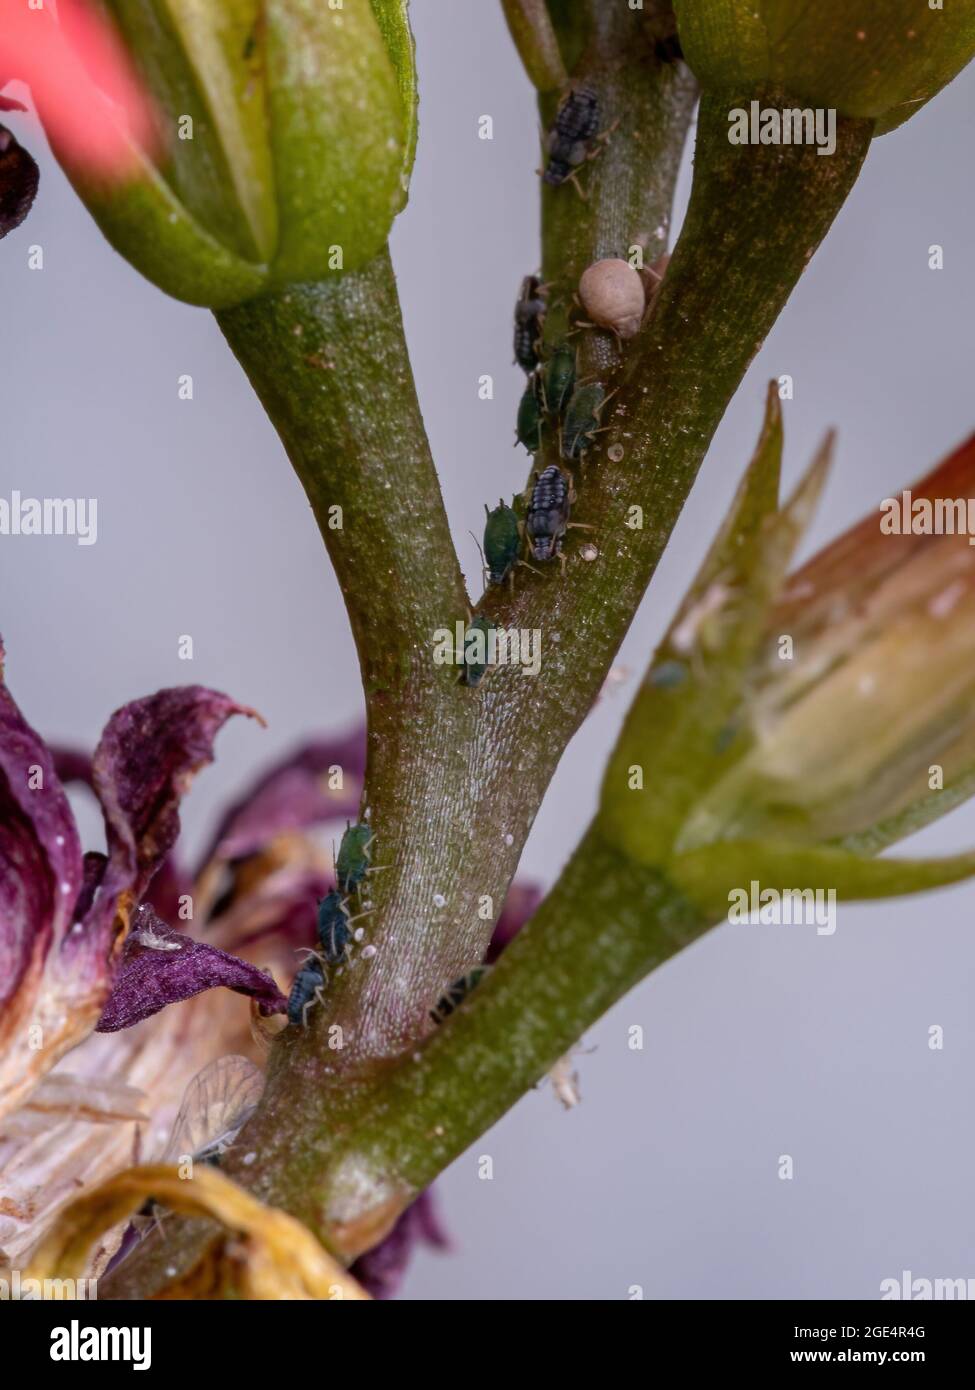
(2, 2), (974, 1300)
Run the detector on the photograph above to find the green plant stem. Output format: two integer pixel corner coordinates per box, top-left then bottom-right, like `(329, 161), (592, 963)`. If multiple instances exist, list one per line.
(500, 0), (567, 92)
(236, 91), (871, 1249)
(275, 824), (709, 1229)
(102, 72), (872, 1297)
(216, 19), (701, 1079)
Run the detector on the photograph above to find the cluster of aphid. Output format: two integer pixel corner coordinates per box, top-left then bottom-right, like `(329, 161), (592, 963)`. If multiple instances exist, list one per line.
(287, 821), (375, 1027)
(495, 85), (627, 575)
(511, 334), (606, 574)
(464, 84), (656, 668)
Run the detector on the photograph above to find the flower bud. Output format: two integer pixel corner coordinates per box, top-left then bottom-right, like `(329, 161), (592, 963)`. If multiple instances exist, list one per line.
(598, 384), (975, 914)
(673, 0), (975, 132)
(45, 0), (416, 307)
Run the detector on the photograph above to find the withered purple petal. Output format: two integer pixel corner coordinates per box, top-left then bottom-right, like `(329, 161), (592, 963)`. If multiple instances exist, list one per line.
(0, 639), (84, 1020)
(94, 904), (286, 1032)
(487, 881), (542, 963)
(142, 854), (193, 924)
(196, 728), (365, 871)
(0, 123), (38, 239)
(92, 686), (261, 903)
(50, 746), (93, 788)
(349, 1190), (450, 1300)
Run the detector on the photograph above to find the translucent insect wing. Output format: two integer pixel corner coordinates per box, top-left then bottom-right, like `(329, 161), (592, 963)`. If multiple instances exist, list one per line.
(161, 1055), (264, 1163)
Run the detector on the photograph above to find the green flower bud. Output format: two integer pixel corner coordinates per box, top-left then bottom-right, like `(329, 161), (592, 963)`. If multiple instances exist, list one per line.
(52, 0), (416, 307)
(598, 385), (975, 914)
(673, 0), (975, 132)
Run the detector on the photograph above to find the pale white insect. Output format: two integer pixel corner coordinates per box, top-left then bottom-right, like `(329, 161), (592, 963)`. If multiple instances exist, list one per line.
(161, 1055), (264, 1165)
(133, 922), (181, 952)
(547, 1054), (582, 1111)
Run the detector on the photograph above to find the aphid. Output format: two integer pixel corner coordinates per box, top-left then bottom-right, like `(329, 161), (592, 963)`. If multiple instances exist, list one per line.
(526, 464), (573, 563)
(459, 615), (494, 688)
(163, 1055), (264, 1163)
(543, 85), (601, 187)
(655, 34), (683, 64)
(515, 374), (543, 452)
(541, 342), (576, 415)
(513, 275), (546, 373)
(317, 889), (354, 963)
(562, 382), (610, 460)
(483, 500), (522, 587)
(577, 258), (646, 340)
(336, 821), (374, 895)
(288, 953), (327, 1027)
(429, 965), (491, 1025)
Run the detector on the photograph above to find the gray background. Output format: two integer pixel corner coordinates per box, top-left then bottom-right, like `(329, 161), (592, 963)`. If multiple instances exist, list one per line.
(2, 1), (974, 1299)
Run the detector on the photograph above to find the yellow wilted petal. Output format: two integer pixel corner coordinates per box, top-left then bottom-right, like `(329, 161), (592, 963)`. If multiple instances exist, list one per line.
(27, 1164), (369, 1301)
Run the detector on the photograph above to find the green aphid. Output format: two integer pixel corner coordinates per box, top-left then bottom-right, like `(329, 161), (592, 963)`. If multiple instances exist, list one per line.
(429, 966), (491, 1025)
(562, 382), (606, 460)
(516, 376), (543, 452)
(648, 659), (687, 688)
(541, 343), (576, 415)
(336, 822), (374, 894)
(483, 500), (521, 587)
(459, 615), (493, 688)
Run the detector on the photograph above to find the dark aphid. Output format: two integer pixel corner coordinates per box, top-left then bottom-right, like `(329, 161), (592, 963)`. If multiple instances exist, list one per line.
(654, 34), (683, 64)
(317, 890), (353, 964)
(429, 965), (491, 1025)
(562, 382), (607, 460)
(336, 821), (374, 895)
(516, 375), (543, 452)
(526, 464), (572, 562)
(513, 275), (546, 373)
(541, 343), (576, 415)
(483, 500), (521, 587)
(543, 86), (600, 186)
(288, 954), (326, 1027)
(459, 615), (493, 688)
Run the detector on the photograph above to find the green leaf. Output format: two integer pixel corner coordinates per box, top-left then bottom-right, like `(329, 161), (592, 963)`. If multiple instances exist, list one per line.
(669, 838), (975, 921)
(597, 384), (831, 864)
(265, 0), (405, 281)
(369, 0), (420, 196)
(59, 136), (267, 308)
(102, 0), (275, 262)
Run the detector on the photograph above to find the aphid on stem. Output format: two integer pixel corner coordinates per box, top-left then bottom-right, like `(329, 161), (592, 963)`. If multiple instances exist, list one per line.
(515, 374), (544, 453)
(288, 953), (327, 1028)
(513, 275), (547, 373)
(316, 890), (358, 964)
(561, 383), (618, 461)
(540, 342), (576, 416)
(540, 86), (618, 199)
(335, 821), (374, 895)
(459, 615), (494, 688)
(526, 465), (596, 570)
(430, 966), (491, 1025)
